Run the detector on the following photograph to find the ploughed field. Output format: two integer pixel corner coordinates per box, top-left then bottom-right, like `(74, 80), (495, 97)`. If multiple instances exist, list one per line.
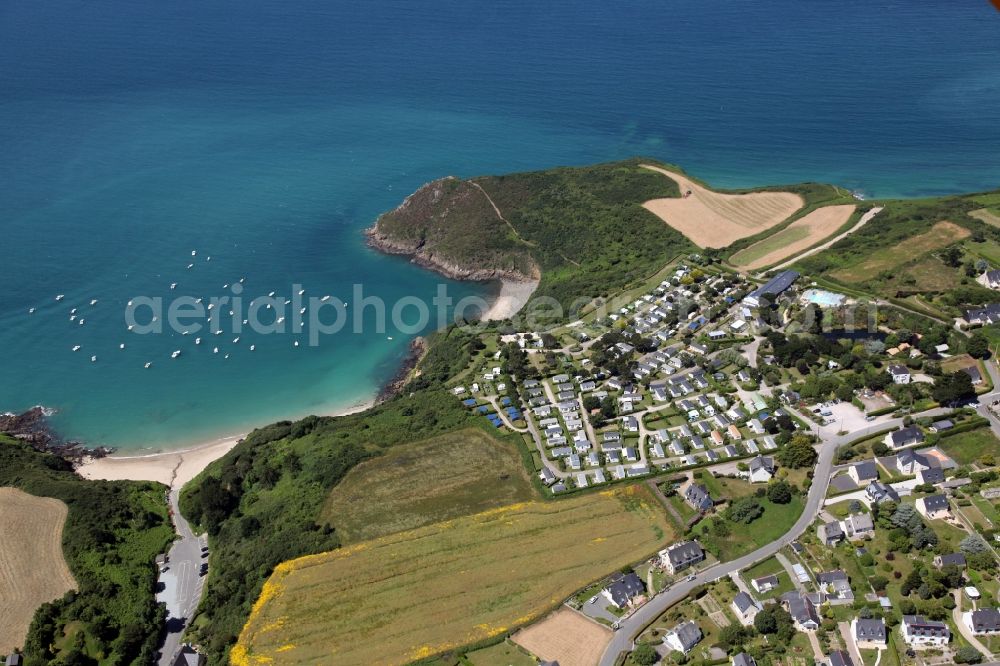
(233, 485), (672, 666)
(730, 204), (856, 270)
(0, 487), (77, 653)
(640, 164), (804, 248)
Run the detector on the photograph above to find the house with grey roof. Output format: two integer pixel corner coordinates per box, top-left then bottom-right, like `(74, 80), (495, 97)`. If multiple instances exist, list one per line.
(662, 620), (703, 654)
(731, 591), (762, 626)
(751, 574), (779, 594)
(917, 467), (945, 486)
(896, 448), (931, 475)
(934, 552), (966, 569)
(841, 513), (874, 540)
(748, 455), (775, 483)
(602, 571), (646, 609)
(817, 570), (854, 604)
(847, 460), (878, 486)
(732, 654), (757, 666)
(965, 608), (1000, 635)
(781, 591), (820, 630)
(684, 483), (714, 512)
(884, 425), (924, 450)
(825, 650), (855, 666)
(916, 494), (951, 520)
(173, 647), (205, 666)
(660, 540), (705, 575)
(817, 520), (844, 546)
(901, 615), (950, 646)
(865, 480), (899, 505)
(852, 617), (886, 647)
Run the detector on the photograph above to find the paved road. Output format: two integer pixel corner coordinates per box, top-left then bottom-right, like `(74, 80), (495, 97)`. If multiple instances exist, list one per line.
(155, 488), (208, 666)
(952, 589), (995, 660)
(598, 415), (922, 665)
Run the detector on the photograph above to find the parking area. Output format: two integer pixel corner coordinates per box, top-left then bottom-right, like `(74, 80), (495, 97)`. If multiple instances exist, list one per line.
(578, 594), (620, 625)
(810, 400), (890, 432)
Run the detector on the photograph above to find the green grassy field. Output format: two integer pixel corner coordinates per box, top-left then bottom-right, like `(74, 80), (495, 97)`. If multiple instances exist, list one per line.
(234, 485), (673, 666)
(937, 427), (1000, 465)
(730, 225), (812, 266)
(740, 556), (796, 599)
(694, 495), (805, 561)
(320, 428), (537, 543)
(828, 221), (970, 284)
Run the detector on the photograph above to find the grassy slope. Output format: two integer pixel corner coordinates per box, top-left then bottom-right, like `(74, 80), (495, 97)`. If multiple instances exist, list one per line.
(373, 158), (695, 309)
(319, 428), (537, 543)
(179, 388), (483, 662)
(794, 190), (1000, 307)
(234, 485), (671, 666)
(0, 436), (174, 665)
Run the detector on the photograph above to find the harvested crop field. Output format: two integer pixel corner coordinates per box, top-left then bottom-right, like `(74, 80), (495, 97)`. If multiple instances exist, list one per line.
(320, 428), (537, 543)
(731, 204), (856, 270)
(971, 208), (1000, 228)
(829, 220), (971, 283)
(0, 488), (76, 653)
(234, 485), (671, 666)
(640, 164), (803, 248)
(512, 608), (612, 666)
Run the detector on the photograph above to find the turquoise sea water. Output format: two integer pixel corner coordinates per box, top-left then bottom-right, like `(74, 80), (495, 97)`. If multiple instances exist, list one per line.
(2, 1), (1000, 450)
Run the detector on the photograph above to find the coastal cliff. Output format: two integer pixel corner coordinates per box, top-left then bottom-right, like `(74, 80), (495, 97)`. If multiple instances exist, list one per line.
(366, 176), (540, 283)
(366, 159), (694, 308)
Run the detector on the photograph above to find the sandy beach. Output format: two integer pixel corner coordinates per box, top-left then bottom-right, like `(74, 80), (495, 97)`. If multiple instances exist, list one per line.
(481, 279), (539, 321)
(76, 400), (374, 489)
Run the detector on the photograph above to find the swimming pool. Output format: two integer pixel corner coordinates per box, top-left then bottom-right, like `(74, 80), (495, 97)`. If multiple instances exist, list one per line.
(802, 289), (847, 307)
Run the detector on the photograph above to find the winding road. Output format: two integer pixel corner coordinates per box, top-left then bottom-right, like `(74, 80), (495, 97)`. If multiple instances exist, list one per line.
(598, 406), (951, 665)
(155, 488), (208, 666)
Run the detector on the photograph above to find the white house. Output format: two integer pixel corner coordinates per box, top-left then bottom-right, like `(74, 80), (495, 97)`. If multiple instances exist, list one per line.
(915, 494), (951, 520)
(901, 615), (950, 646)
(731, 592), (762, 626)
(662, 620), (702, 654)
(887, 364), (911, 384)
(747, 455), (775, 483)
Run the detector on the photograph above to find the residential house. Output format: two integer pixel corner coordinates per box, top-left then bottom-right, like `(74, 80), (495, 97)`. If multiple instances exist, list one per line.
(752, 574), (780, 594)
(916, 494), (951, 520)
(602, 572), (646, 609)
(884, 426), (924, 450)
(781, 591), (821, 630)
(818, 570), (854, 605)
(963, 303), (1000, 326)
(662, 620), (703, 654)
(977, 269), (1000, 290)
(866, 480), (900, 505)
(7, 656), (24, 666)
(824, 651), (855, 666)
(896, 449), (931, 475)
(748, 418), (765, 435)
(887, 364), (911, 385)
(684, 483), (714, 512)
(732, 653), (757, 666)
(851, 617), (886, 647)
(539, 468), (556, 486)
(965, 608), (1000, 635)
(917, 467), (945, 486)
(841, 513), (874, 540)
(748, 455), (775, 483)
(728, 424), (743, 440)
(817, 521), (845, 546)
(934, 552), (967, 569)
(901, 615), (950, 646)
(660, 540), (705, 575)
(848, 461), (879, 486)
(731, 591), (762, 626)
(930, 419), (954, 433)
(964, 365), (984, 385)
(173, 647), (205, 666)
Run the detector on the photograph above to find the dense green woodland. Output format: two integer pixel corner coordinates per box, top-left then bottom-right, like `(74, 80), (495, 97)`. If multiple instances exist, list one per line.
(0, 436), (174, 666)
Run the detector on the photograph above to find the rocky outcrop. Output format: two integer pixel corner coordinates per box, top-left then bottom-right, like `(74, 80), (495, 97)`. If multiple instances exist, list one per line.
(365, 177), (539, 284)
(0, 407), (112, 460)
